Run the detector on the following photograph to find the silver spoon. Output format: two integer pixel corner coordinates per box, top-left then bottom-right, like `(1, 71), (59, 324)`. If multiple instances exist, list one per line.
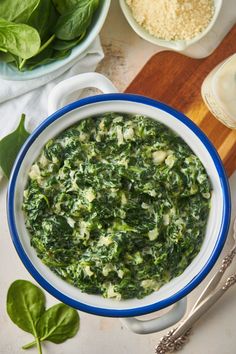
(155, 217), (236, 354)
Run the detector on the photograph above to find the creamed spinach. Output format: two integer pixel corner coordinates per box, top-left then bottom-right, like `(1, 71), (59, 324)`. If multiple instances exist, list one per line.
(23, 113), (211, 300)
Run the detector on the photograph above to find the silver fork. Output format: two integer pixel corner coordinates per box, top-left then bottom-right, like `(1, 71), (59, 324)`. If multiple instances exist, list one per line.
(155, 217), (236, 354)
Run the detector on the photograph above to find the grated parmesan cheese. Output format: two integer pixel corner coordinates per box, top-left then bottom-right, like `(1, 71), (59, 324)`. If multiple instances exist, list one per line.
(126, 0), (214, 40)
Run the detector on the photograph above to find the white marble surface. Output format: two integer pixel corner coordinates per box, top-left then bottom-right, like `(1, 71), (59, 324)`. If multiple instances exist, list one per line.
(1, 1), (236, 353)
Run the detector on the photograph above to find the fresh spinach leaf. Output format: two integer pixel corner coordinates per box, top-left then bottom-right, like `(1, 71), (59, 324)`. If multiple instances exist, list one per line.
(0, 114), (30, 178)
(19, 34), (56, 71)
(26, 48), (71, 70)
(27, 0), (58, 40)
(0, 0), (40, 23)
(22, 304), (80, 349)
(37, 303), (80, 343)
(52, 0), (88, 14)
(52, 31), (85, 50)
(0, 51), (15, 63)
(55, 0), (99, 40)
(24, 45), (54, 69)
(7, 280), (46, 335)
(6, 280), (80, 354)
(0, 18), (41, 59)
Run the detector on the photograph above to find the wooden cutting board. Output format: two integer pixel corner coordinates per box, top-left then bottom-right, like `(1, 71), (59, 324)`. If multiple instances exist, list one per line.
(125, 25), (236, 177)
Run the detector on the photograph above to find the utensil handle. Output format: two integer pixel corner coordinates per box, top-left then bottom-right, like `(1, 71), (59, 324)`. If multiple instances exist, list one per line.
(156, 275), (236, 353)
(121, 298), (187, 334)
(155, 289), (225, 353)
(172, 272), (236, 341)
(48, 72), (119, 114)
(190, 244), (236, 315)
(191, 220), (236, 314)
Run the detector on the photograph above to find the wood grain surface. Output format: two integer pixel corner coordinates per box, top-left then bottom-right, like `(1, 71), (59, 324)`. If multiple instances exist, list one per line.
(125, 25), (236, 176)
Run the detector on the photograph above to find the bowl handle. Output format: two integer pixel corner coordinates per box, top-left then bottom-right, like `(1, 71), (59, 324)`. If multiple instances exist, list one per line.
(120, 297), (187, 334)
(48, 72), (119, 114)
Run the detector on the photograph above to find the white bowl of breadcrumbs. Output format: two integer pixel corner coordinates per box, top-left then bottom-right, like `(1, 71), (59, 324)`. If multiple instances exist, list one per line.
(120, 0), (222, 51)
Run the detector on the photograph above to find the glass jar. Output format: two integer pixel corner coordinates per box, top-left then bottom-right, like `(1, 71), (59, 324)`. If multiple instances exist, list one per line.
(201, 53), (236, 129)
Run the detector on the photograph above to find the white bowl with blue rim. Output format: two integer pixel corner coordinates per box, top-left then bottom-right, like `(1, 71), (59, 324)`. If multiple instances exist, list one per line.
(119, 0), (222, 52)
(0, 0), (110, 81)
(7, 73), (231, 334)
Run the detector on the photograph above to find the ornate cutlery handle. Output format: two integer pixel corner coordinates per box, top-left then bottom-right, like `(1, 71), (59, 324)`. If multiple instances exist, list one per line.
(190, 218), (236, 314)
(190, 244), (236, 315)
(155, 271), (236, 353)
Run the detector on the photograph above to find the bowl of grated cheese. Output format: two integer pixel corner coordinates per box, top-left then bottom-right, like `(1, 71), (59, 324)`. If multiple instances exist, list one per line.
(120, 0), (222, 51)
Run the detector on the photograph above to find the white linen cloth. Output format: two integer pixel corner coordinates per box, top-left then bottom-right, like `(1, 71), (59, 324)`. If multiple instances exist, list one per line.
(0, 37), (104, 139)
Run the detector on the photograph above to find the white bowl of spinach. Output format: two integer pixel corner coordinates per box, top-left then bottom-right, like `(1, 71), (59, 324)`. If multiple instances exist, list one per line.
(7, 73), (231, 334)
(0, 0), (110, 80)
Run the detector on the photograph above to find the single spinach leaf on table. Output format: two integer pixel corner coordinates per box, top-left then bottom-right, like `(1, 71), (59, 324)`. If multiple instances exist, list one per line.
(7, 280), (46, 334)
(55, 0), (99, 40)
(37, 304), (80, 343)
(0, 0), (40, 23)
(23, 303), (80, 348)
(0, 113), (30, 178)
(0, 18), (41, 59)
(6, 279), (80, 353)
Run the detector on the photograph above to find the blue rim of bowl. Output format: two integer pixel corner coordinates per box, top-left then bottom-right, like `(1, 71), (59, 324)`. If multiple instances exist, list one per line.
(7, 94), (231, 317)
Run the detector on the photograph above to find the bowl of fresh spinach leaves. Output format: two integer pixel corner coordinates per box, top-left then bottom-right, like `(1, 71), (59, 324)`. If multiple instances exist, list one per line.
(0, 0), (110, 80)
